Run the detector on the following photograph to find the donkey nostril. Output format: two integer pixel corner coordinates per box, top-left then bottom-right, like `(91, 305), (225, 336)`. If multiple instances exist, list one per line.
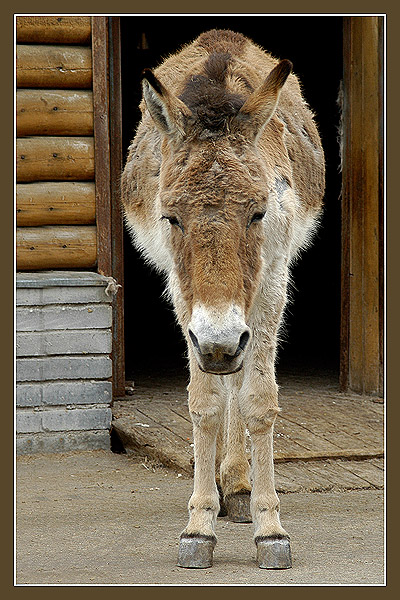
(238, 330), (250, 351)
(188, 329), (201, 353)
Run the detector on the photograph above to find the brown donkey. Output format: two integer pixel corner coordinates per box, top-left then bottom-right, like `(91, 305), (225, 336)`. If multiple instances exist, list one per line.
(122, 29), (325, 569)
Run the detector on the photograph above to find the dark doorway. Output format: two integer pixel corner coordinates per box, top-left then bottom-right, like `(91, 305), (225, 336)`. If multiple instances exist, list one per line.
(120, 16), (343, 382)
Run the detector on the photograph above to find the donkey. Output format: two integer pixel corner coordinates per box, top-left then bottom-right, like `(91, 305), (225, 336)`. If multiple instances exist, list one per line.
(121, 29), (325, 569)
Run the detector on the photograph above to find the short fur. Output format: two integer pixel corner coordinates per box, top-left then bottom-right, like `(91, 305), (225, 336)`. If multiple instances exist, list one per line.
(122, 29), (324, 564)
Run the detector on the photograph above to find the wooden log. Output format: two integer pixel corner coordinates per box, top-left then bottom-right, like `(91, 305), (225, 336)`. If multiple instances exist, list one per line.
(17, 137), (94, 182)
(16, 45), (92, 89)
(16, 16), (91, 44)
(17, 182), (95, 226)
(17, 90), (93, 136)
(17, 225), (97, 270)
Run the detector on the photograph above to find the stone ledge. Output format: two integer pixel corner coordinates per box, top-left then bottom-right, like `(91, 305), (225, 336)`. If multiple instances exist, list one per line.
(17, 271), (111, 288)
(17, 430), (111, 454)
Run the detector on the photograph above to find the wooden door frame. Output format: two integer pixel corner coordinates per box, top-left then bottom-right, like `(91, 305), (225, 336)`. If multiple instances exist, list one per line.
(340, 16), (384, 396)
(91, 16), (384, 398)
(92, 16), (125, 397)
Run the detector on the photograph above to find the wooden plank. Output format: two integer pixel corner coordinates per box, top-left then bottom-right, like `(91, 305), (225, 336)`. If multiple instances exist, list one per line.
(17, 89), (93, 137)
(16, 225), (97, 270)
(274, 461), (330, 492)
(370, 457), (385, 470)
(112, 411), (194, 475)
(16, 16), (91, 44)
(17, 182), (95, 226)
(17, 137), (94, 182)
(300, 460), (372, 490)
(274, 465), (304, 493)
(348, 17), (364, 393)
(361, 17), (381, 394)
(335, 459), (384, 489)
(277, 415), (343, 453)
(135, 402), (193, 443)
(16, 45), (92, 88)
(278, 398), (381, 451)
(280, 388), (383, 446)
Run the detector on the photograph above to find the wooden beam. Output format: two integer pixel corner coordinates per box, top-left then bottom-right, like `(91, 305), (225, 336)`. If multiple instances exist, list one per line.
(17, 182), (95, 226)
(17, 225), (97, 270)
(17, 89), (93, 137)
(109, 16), (125, 397)
(92, 17), (112, 277)
(16, 16), (91, 44)
(91, 16), (125, 396)
(16, 137), (94, 182)
(340, 17), (383, 395)
(16, 45), (92, 88)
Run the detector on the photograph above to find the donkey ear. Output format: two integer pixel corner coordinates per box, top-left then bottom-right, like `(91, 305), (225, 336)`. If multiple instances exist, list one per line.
(141, 69), (192, 137)
(236, 59), (293, 137)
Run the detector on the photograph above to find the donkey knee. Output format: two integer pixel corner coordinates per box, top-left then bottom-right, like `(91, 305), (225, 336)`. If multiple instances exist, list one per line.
(243, 408), (280, 436)
(189, 406), (223, 433)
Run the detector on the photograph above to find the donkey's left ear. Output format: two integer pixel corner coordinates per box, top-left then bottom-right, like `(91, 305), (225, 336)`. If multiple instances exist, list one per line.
(235, 59), (292, 138)
(141, 69), (192, 137)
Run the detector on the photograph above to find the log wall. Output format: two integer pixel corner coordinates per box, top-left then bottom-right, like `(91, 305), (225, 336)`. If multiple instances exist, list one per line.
(16, 16), (97, 270)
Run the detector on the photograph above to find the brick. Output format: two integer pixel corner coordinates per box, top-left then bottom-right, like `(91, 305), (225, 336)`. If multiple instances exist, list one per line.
(16, 430), (111, 454)
(17, 356), (112, 381)
(16, 329), (112, 356)
(16, 384), (42, 407)
(17, 304), (112, 331)
(16, 412), (42, 434)
(16, 381), (112, 407)
(42, 407), (112, 432)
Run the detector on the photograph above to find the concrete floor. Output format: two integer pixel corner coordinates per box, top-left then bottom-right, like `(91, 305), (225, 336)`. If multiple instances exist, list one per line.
(16, 450), (385, 585)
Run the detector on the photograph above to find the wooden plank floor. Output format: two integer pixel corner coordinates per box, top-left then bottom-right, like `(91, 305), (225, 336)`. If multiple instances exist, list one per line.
(112, 370), (384, 493)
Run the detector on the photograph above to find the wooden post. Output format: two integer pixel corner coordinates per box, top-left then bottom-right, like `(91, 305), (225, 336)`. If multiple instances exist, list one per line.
(92, 16), (125, 397)
(340, 17), (384, 396)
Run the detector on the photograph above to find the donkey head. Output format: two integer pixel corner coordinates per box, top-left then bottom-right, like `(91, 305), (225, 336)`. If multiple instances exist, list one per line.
(142, 58), (292, 374)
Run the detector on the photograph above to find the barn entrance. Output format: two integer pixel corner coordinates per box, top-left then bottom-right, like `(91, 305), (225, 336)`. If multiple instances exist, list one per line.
(120, 15), (343, 385)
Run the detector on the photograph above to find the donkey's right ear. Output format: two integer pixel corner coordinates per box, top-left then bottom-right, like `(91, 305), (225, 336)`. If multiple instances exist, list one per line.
(141, 69), (192, 137)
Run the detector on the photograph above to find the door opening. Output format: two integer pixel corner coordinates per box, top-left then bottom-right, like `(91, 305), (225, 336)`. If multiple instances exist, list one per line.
(120, 16), (343, 383)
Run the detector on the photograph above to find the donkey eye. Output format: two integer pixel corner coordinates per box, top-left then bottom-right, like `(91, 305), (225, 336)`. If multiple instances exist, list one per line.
(249, 211), (266, 225)
(162, 215), (184, 232)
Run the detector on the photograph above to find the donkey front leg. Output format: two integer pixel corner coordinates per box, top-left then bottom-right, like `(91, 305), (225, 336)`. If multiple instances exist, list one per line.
(220, 375), (252, 522)
(240, 369), (292, 569)
(178, 365), (225, 569)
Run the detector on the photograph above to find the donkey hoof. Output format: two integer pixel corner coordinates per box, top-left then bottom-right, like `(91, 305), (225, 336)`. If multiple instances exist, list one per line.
(256, 536), (292, 569)
(178, 535), (216, 568)
(225, 491), (252, 523)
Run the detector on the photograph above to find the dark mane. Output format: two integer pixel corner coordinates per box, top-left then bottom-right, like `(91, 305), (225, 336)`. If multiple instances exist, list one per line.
(179, 52), (247, 134)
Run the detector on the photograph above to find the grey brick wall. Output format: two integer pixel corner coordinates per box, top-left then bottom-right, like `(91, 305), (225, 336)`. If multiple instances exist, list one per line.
(16, 271), (115, 454)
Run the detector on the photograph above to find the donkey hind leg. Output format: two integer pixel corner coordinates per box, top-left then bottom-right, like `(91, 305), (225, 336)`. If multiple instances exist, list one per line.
(178, 367), (225, 569)
(215, 407), (228, 517)
(220, 374), (252, 522)
(240, 371), (292, 569)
